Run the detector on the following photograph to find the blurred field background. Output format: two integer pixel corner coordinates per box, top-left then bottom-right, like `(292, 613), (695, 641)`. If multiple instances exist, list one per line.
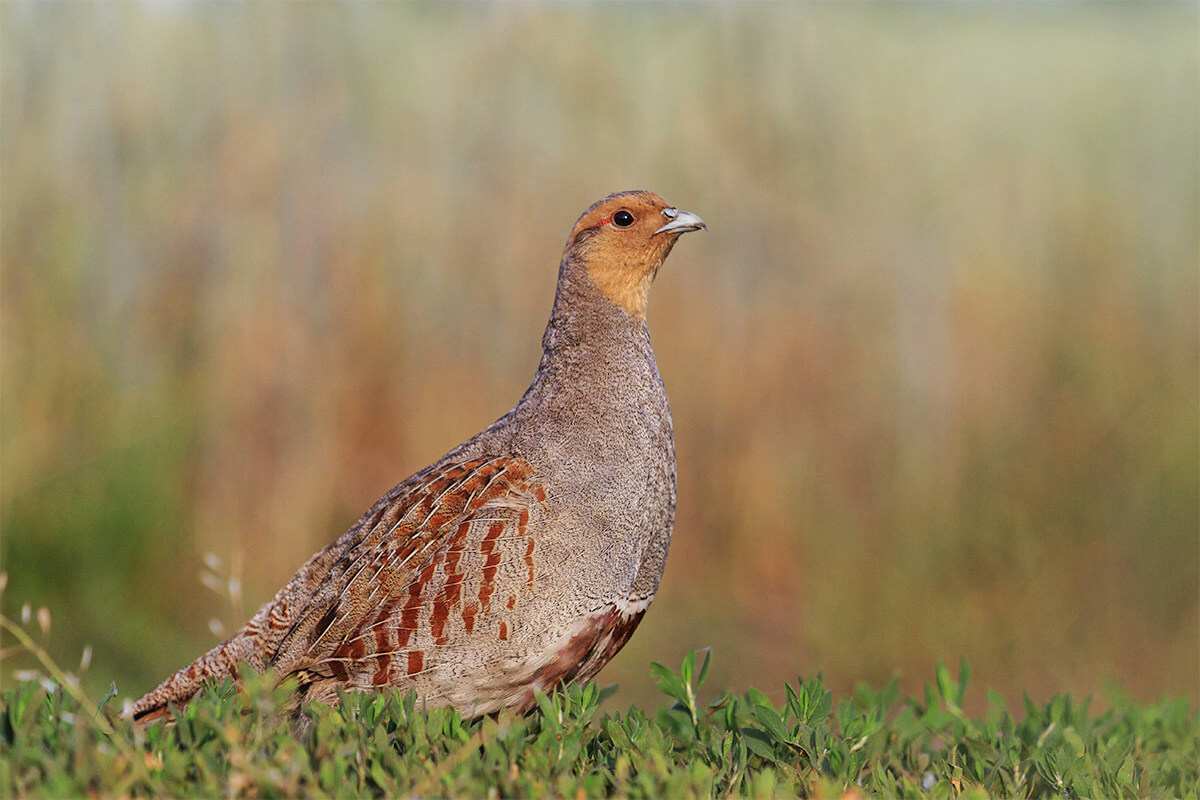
(2, 3), (1196, 714)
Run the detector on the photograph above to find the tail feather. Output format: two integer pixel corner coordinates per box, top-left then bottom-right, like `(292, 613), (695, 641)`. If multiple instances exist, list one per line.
(127, 478), (407, 723)
(128, 629), (266, 722)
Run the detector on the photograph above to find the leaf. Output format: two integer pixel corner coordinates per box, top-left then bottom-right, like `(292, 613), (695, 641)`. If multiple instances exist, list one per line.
(742, 729), (780, 763)
(680, 650), (695, 687)
(935, 661), (954, 705)
(745, 688), (773, 709)
(809, 686), (833, 725)
(650, 662), (688, 708)
(752, 704), (789, 744)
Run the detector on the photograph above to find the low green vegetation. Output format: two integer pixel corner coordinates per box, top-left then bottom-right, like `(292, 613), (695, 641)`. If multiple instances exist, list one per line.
(2, 650), (1195, 799)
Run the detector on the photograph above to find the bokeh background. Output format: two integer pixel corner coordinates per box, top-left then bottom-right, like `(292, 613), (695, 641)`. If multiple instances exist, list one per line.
(2, 3), (1196, 714)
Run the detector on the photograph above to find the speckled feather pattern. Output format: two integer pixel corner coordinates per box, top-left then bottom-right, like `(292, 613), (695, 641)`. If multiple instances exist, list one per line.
(130, 191), (702, 723)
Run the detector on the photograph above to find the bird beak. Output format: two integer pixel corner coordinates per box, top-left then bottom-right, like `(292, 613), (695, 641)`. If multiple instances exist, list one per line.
(654, 209), (707, 236)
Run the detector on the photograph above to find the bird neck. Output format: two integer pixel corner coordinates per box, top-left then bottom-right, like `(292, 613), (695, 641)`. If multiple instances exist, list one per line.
(502, 254), (669, 464)
(539, 255), (652, 367)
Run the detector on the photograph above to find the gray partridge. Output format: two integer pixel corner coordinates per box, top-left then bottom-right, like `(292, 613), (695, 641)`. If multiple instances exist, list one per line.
(130, 190), (706, 723)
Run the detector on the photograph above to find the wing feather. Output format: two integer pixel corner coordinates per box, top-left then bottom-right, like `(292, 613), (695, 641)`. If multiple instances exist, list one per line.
(272, 455), (543, 683)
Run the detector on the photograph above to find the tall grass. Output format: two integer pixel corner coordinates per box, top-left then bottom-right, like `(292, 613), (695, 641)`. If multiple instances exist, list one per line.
(2, 3), (1196, 712)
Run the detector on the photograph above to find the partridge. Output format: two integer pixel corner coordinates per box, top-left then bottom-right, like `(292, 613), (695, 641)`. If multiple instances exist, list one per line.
(130, 191), (706, 723)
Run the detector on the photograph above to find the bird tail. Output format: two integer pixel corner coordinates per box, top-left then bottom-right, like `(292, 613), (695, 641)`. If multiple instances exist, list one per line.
(127, 624), (267, 723)
(126, 522), (353, 722)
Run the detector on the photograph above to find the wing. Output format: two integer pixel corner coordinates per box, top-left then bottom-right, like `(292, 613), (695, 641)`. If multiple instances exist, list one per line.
(270, 454), (547, 689)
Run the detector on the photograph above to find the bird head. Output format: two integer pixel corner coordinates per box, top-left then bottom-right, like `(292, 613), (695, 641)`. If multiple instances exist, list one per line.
(564, 191), (706, 319)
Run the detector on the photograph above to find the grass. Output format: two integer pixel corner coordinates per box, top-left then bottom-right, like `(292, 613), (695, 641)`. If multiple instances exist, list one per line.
(2, 645), (1196, 799)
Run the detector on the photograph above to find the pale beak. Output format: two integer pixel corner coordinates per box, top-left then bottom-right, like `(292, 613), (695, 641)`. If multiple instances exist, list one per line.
(654, 208), (707, 236)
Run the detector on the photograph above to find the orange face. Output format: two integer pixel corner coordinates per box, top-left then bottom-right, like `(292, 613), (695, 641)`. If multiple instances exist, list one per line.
(565, 191), (706, 319)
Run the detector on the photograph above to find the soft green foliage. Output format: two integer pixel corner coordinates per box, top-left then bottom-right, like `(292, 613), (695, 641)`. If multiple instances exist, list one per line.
(2, 653), (1195, 799)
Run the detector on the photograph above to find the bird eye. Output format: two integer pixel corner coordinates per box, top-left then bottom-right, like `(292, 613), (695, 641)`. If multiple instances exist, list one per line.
(613, 210), (635, 228)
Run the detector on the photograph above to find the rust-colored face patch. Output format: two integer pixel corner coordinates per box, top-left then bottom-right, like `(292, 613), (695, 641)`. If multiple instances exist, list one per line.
(565, 191), (696, 319)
